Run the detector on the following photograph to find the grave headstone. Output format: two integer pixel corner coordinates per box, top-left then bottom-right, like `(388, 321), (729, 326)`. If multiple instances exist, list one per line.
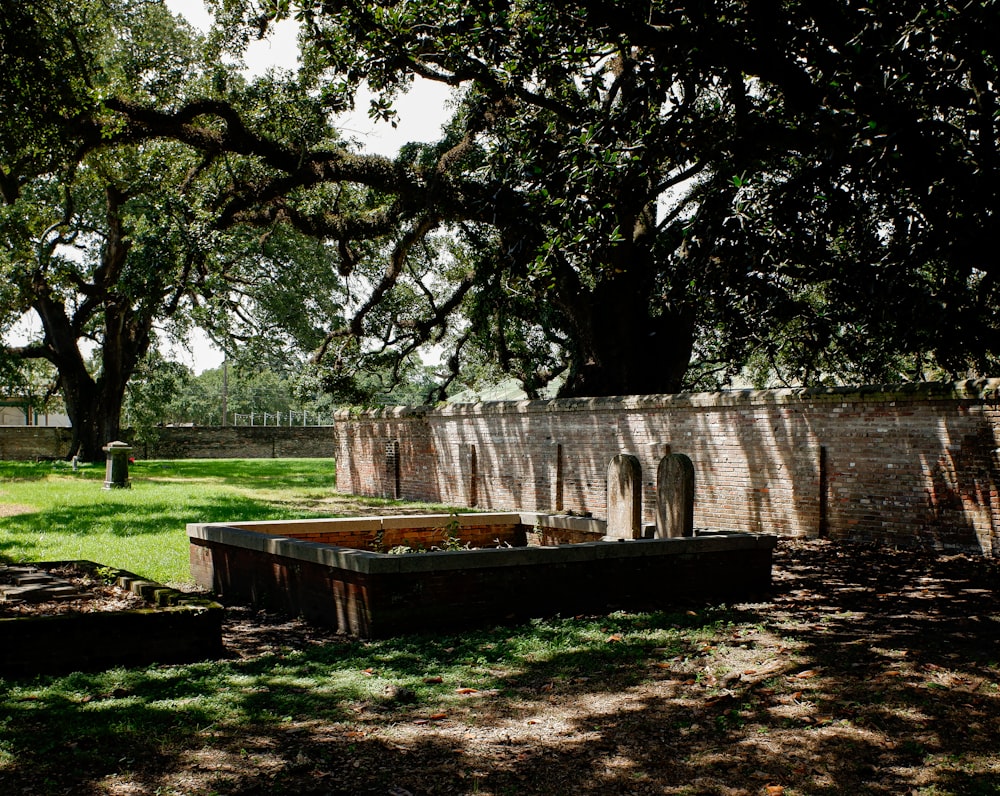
(606, 454), (642, 539)
(656, 453), (695, 538)
(103, 440), (133, 489)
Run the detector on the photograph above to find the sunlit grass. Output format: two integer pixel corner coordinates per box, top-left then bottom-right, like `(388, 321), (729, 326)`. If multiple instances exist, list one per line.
(0, 458), (454, 585)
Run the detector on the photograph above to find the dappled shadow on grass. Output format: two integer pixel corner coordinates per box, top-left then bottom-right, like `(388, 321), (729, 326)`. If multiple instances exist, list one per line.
(1, 541), (998, 795)
(0, 608), (718, 795)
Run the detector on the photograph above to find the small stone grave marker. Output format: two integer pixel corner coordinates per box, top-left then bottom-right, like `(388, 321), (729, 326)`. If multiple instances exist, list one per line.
(606, 454), (642, 539)
(656, 453), (695, 538)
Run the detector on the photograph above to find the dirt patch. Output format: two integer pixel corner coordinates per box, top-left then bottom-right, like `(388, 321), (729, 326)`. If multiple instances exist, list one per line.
(0, 503), (34, 518)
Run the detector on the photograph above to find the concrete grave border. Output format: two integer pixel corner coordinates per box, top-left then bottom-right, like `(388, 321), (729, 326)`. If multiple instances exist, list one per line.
(188, 513), (777, 638)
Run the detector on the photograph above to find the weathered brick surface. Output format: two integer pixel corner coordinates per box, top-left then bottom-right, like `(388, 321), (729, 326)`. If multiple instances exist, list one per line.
(0, 427), (73, 460)
(334, 381), (1000, 555)
(241, 523), (523, 552)
(142, 426), (335, 459)
(333, 409), (438, 499)
(0, 425), (335, 460)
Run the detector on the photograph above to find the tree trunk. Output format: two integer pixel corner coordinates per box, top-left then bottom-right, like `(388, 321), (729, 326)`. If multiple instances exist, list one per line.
(32, 290), (150, 462)
(60, 355), (136, 462)
(553, 230), (695, 398)
(557, 282), (695, 397)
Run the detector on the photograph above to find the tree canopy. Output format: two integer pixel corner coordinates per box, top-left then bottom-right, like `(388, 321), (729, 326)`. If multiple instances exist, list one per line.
(3, 0), (999, 453)
(213, 0), (1000, 394)
(0, 0), (352, 458)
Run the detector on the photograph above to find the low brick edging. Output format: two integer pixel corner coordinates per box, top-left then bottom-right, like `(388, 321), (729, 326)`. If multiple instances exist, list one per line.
(0, 561), (224, 677)
(188, 515), (777, 638)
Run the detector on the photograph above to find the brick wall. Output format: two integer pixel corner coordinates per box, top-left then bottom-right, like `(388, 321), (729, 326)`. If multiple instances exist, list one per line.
(224, 515), (525, 552)
(141, 426), (335, 459)
(0, 427), (74, 460)
(333, 408), (438, 500)
(0, 425), (335, 460)
(334, 380), (1000, 555)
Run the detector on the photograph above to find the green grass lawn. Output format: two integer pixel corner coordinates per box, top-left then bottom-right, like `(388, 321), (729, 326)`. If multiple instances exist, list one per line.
(0, 458), (448, 586)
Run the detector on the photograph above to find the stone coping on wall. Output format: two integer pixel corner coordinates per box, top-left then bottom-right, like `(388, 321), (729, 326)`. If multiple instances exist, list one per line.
(187, 517), (777, 576)
(333, 378), (1000, 420)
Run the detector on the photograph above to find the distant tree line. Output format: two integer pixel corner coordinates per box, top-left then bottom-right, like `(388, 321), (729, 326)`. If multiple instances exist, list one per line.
(122, 351), (441, 445)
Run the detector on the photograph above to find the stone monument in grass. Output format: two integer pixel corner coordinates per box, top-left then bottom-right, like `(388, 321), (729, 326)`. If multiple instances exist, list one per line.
(102, 440), (133, 490)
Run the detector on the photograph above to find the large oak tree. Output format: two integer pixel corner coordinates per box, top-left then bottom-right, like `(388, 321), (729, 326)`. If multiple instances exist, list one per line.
(213, 0), (1000, 395)
(0, 0), (348, 458)
(4, 0), (999, 449)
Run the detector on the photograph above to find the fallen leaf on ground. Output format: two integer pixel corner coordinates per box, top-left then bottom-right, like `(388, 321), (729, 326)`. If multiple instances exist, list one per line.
(423, 676), (443, 684)
(456, 687), (479, 694)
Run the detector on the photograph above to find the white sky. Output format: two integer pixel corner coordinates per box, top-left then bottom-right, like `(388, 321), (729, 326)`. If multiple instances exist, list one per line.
(165, 0), (452, 158)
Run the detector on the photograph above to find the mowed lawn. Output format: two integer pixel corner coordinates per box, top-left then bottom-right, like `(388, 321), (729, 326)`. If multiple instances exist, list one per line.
(0, 458), (447, 586)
